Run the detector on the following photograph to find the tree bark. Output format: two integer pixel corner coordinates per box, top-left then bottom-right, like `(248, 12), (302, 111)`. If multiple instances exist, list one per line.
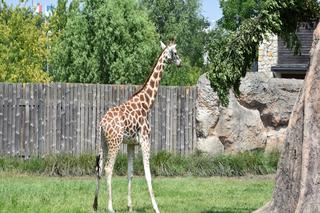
(254, 22), (320, 213)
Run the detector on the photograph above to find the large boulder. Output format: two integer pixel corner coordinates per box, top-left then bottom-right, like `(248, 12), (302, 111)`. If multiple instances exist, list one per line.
(195, 73), (303, 154)
(239, 72), (303, 128)
(214, 92), (266, 153)
(196, 74), (266, 154)
(196, 136), (224, 155)
(196, 74), (220, 138)
(265, 128), (286, 152)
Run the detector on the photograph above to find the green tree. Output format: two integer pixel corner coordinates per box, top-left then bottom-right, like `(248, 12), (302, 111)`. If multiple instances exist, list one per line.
(141, 0), (209, 85)
(0, 4), (52, 83)
(206, 0), (320, 105)
(218, 0), (263, 30)
(50, 0), (159, 84)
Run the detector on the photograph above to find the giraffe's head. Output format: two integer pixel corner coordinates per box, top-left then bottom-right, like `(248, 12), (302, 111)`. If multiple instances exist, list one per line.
(160, 41), (181, 67)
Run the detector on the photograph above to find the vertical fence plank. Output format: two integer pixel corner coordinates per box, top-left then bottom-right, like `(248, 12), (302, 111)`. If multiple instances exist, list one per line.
(176, 87), (181, 154)
(29, 84), (34, 156)
(9, 84), (15, 156)
(192, 87), (197, 152)
(183, 87), (188, 154)
(75, 84), (81, 155)
(86, 84), (91, 153)
(68, 84), (73, 154)
(38, 84), (44, 156)
(2, 84), (10, 155)
(6, 84), (12, 155)
(33, 84), (39, 156)
(60, 83), (66, 153)
(79, 84), (84, 154)
(45, 85), (50, 155)
(43, 85), (48, 155)
(56, 83), (62, 154)
(186, 87), (192, 154)
(171, 87), (177, 154)
(64, 84), (70, 154)
(70, 84), (76, 155)
(68, 84), (74, 155)
(49, 84), (54, 154)
(90, 84), (96, 154)
(84, 84), (89, 153)
(23, 84), (30, 158)
(52, 84), (57, 154)
(45, 84), (51, 155)
(94, 84), (101, 153)
(160, 88), (166, 151)
(0, 84), (3, 155)
(7, 83), (13, 156)
(165, 88), (170, 152)
(14, 84), (21, 156)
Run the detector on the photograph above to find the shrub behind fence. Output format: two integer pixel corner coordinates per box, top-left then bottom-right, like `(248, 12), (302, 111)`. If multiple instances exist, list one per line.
(0, 83), (197, 156)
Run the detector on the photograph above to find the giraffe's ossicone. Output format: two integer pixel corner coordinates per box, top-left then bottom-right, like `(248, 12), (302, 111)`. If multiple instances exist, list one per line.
(93, 41), (181, 213)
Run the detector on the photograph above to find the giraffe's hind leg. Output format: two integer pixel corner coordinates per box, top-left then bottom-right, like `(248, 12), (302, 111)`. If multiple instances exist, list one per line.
(105, 138), (121, 213)
(127, 144), (135, 212)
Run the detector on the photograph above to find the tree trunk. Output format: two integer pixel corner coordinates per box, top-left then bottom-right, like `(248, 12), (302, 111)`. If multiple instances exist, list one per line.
(254, 23), (320, 213)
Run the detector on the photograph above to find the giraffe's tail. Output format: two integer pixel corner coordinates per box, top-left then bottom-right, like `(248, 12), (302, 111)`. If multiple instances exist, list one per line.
(94, 125), (103, 176)
(93, 126), (104, 211)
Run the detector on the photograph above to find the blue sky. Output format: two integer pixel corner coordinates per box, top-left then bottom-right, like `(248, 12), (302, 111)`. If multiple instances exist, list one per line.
(6, 0), (223, 23)
(201, 0), (222, 23)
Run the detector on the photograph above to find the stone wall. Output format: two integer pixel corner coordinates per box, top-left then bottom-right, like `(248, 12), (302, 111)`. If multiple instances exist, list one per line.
(196, 73), (303, 155)
(258, 34), (278, 76)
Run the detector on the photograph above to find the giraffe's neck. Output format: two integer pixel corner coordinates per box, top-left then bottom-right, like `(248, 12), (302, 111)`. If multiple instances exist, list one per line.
(138, 49), (167, 110)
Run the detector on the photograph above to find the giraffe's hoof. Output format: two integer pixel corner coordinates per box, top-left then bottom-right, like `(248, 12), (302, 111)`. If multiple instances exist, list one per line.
(107, 206), (115, 213)
(93, 197), (98, 211)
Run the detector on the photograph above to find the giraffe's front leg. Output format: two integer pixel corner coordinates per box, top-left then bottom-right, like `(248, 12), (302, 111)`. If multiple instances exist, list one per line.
(139, 126), (160, 213)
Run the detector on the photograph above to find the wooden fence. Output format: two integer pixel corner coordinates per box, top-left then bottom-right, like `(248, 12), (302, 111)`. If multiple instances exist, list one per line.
(0, 83), (197, 156)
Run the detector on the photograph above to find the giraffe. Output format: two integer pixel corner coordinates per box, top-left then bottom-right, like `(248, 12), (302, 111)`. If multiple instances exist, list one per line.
(93, 41), (181, 213)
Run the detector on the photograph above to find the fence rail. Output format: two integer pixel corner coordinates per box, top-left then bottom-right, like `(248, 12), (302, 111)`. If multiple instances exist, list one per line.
(0, 83), (197, 156)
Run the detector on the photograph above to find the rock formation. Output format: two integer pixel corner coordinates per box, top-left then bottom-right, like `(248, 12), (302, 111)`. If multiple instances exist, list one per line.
(196, 72), (303, 154)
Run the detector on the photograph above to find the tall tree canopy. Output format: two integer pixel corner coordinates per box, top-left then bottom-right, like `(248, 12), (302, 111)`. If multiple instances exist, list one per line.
(141, 0), (209, 85)
(50, 0), (159, 84)
(218, 0), (263, 31)
(0, 4), (52, 83)
(207, 0), (320, 105)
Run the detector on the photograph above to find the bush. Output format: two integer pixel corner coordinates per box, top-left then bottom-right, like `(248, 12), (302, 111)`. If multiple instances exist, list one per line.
(0, 151), (279, 177)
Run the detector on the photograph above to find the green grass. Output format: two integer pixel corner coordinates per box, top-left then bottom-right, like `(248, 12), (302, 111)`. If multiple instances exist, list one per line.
(0, 172), (274, 213)
(0, 151), (279, 177)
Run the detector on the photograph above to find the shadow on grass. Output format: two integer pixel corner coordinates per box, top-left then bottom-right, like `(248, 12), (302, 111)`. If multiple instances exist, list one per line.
(135, 207), (148, 212)
(97, 207), (256, 213)
(97, 207), (149, 213)
(201, 207), (256, 213)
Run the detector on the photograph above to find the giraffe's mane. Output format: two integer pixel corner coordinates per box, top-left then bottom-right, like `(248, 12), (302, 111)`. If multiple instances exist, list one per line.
(129, 47), (167, 98)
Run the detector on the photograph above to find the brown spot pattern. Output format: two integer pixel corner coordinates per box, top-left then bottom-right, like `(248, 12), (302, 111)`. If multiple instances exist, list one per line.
(153, 72), (158, 79)
(150, 80), (155, 88)
(146, 88), (153, 97)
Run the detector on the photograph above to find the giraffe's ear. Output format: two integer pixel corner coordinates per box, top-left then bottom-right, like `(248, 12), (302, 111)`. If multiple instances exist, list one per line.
(160, 41), (166, 50)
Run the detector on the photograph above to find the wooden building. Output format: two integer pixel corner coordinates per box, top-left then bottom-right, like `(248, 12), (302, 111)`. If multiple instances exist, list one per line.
(272, 22), (317, 79)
